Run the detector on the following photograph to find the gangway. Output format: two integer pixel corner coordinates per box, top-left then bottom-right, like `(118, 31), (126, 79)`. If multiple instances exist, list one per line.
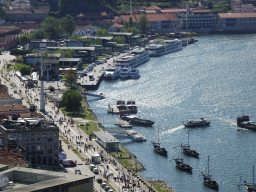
(81, 92), (105, 99)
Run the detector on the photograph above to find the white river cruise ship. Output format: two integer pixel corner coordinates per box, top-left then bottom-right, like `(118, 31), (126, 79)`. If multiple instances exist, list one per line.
(115, 47), (149, 68)
(145, 39), (182, 57)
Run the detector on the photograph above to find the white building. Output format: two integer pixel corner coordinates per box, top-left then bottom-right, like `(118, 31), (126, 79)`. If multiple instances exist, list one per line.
(73, 25), (99, 36)
(11, 0), (30, 10)
(231, 0), (254, 13)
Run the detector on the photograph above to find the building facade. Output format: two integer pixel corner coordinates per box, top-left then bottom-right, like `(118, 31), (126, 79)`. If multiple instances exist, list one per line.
(217, 12), (256, 32)
(0, 116), (59, 167)
(231, 0), (255, 12)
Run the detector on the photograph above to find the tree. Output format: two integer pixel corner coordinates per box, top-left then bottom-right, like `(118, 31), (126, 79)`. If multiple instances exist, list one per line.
(19, 35), (31, 46)
(42, 16), (64, 40)
(64, 69), (77, 89)
(16, 55), (24, 63)
(19, 64), (31, 76)
(138, 15), (150, 34)
(114, 36), (126, 44)
(33, 29), (45, 39)
(61, 90), (82, 112)
(128, 17), (133, 28)
(94, 38), (102, 45)
(61, 14), (76, 37)
(0, 48), (3, 54)
(0, 6), (6, 18)
(64, 49), (76, 58)
(208, 2), (213, 9)
(96, 29), (112, 37)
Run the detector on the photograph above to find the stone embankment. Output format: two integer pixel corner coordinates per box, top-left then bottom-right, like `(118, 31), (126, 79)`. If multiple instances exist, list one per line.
(151, 180), (177, 192)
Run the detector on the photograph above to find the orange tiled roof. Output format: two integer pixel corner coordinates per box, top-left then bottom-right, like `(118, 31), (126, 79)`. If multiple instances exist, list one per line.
(121, 13), (178, 22)
(145, 10), (157, 14)
(218, 12), (256, 18)
(111, 23), (123, 28)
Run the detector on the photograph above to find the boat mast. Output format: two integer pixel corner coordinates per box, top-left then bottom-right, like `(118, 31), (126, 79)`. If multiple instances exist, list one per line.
(253, 165), (255, 185)
(208, 155), (210, 176)
(188, 131), (189, 146)
(158, 127), (160, 144)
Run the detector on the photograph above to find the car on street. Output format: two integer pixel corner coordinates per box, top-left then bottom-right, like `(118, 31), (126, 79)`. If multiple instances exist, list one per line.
(75, 169), (81, 175)
(96, 178), (102, 184)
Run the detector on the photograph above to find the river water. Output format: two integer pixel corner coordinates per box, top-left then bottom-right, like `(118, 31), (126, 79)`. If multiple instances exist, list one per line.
(88, 34), (256, 192)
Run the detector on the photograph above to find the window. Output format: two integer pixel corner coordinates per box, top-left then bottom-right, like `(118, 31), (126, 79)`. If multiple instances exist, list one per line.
(43, 133), (46, 139)
(37, 145), (41, 151)
(37, 134), (40, 140)
(31, 146), (35, 152)
(54, 133), (57, 138)
(43, 145), (46, 151)
(31, 134), (34, 141)
(25, 134), (29, 141)
(54, 144), (58, 150)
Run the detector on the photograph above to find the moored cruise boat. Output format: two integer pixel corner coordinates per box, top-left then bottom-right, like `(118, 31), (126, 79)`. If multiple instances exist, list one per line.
(129, 68), (140, 79)
(119, 68), (130, 80)
(104, 66), (120, 80)
(145, 39), (182, 57)
(127, 100), (138, 114)
(115, 47), (149, 68)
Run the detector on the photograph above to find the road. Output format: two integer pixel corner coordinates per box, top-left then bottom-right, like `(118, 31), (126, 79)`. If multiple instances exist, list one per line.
(0, 52), (153, 192)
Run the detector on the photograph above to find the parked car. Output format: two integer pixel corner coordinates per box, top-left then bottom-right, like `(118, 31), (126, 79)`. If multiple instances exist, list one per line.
(100, 183), (107, 189)
(96, 178), (102, 184)
(104, 186), (110, 191)
(75, 169), (81, 175)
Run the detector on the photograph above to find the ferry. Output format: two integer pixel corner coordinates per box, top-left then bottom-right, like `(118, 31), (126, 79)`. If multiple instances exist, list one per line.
(183, 118), (210, 128)
(115, 47), (149, 68)
(119, 68), (130, 80)
(126, 100), (138, 114)
(237, 114), (256, 131)
(104, 66), (120, 80)
(129, 68), (140, 79)
(145, 39), (182, 57)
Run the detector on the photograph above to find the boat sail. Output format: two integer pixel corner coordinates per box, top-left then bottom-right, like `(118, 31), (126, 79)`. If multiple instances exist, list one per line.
(152, 128), (167, 156)
(181, 131), (199, 158)
(202, 156), (219, 190)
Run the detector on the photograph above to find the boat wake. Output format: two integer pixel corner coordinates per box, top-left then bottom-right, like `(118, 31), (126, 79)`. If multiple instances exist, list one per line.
(162, 125), (184, 134)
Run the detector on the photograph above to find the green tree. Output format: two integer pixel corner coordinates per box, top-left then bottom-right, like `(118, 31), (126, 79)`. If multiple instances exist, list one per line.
(96, 29), (112, 37)
(19, 64), (31, 76)
(208, 2), (213, 9)
(138, 15), (150, 34)
(94, 38), (102, 45)
(19, 35), (31, 46)
(128, 17), (133, 28)
(61, 14), (76, 37)
(64, 69), (77, 89)
(123, 21), (129, 30)
(64, 49), (76, 58)
(114, 36), (126, 44)
(42, 16), (64, 40)
(61, 90), (82, 112)
(0, 6), (6, 18)
(54, 49), (64, 57)
(69, 35), (80, 42)
(16, 55), (24, 63)
(0, 48), (3, 54)
(33, 29), (45, 39)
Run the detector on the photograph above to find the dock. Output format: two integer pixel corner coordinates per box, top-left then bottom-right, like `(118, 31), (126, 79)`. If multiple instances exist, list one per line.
(114, 119), (132, 129)
(125, 130), (147, 141)
(107, 105), (119, 114)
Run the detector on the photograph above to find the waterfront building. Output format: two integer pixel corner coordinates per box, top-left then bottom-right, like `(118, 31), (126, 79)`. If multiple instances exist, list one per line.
(216, 12), (256, 32)
(179, 12), (216, 32)
(120, 14), (180, 33)
(231, 0), (255, 13)
(0, 115), (60, 167)
(93, 131), (120, 152)
(28, 39), (56, 50)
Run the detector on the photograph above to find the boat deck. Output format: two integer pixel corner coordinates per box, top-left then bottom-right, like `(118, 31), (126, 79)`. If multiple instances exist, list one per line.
(107, 106), (119, 114)
(125, 130), (147, 141)
(114, 119), (132, 129)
